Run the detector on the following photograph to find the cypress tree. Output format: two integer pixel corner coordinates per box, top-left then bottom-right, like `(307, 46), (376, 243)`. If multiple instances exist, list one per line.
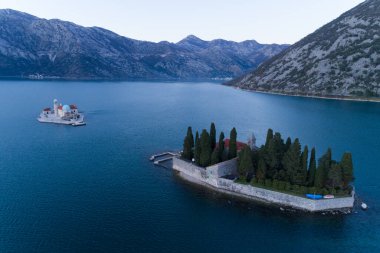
(285, 137), (292, 152)
(307, 147), (317, 186)
(194, 131), (201, 165)
(265, 128), (274, 148)
(327, 163), (343, 191)
(314, 148), (332, 188)
(256, 158), (267, 180)
(181, 127), (193, 160)
(200, 129), (211, 167)
(298, 145), (309, 185)
(210, 122), (216, 150)
(238, 146), (253, 179)
(187, 127), (194, 149)
(228, 127), (237, 159)
(314, 166), (324, 189)
(340, 152), (354, 188)
(181, 135), (193, 160)
(282, 138), (301, 184)
(265, 132), (285, 178)
(324, 148), (333, 184)
(218, 132), (225, 161)
(211, 148), (219, 165)
(251, 149), (259, 175)
(326, 148), (332, 163)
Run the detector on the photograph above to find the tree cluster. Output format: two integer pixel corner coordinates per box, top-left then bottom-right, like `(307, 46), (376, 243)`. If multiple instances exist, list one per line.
(237, 129), (354, 196)
(182, 123), (238, 167)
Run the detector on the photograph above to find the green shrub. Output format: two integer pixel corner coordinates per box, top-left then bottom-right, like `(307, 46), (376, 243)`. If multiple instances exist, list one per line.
(337, 189), (347, 196)
(285, 182), (292, 191)
(272, 179), (279, 189)
(236, 177), (248, 184)
(265, 179), (272, 188)
(322, 188), (330, 195)
(300, 186), (308, 194)
(315, 187), (323, 195)
(293, 184), (300, 193)
(308, 186), (317, 194)
(258, 179), (265, 185)
(278, 181), (286, 191)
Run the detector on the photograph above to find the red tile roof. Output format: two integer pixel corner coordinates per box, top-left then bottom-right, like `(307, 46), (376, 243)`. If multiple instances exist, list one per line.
(58, 105), (63, 110)
(70, 104), (77, 109)
(223, 139), (246, 151)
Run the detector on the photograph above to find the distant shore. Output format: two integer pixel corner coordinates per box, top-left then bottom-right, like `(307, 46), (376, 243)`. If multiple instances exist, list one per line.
(233, 87), (380, 103)
(0, 76), (231, 83)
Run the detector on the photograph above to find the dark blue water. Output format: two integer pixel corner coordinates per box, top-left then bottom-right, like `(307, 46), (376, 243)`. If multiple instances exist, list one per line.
(0, 81), (379, 252)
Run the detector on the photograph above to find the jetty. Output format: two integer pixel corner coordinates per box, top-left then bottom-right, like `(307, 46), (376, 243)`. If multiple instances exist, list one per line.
(150, 152), (180, 168)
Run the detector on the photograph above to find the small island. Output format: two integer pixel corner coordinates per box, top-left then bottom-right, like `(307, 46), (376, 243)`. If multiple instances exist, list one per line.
(37, 99), (86, 126)
(168, 123), (355, 212)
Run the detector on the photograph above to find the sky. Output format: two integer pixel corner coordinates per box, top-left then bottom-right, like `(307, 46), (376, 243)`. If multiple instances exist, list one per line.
(0, 0), (365, 44)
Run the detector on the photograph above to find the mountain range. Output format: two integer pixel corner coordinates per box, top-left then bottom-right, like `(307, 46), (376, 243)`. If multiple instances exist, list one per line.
(0, 9), (287, 80)
(227, 0), (380, 98)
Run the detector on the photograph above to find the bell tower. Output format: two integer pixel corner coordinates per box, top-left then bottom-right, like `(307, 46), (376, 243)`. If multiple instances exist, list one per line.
(53, 99), (58, 116)
(248, 133), (257, 150)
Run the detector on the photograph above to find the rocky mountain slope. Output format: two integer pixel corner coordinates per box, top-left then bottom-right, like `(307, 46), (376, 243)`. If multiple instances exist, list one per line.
(228, 0), (380, 98)
(0, 9), (287, 80)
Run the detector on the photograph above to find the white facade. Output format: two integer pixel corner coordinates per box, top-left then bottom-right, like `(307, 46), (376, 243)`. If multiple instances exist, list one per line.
(37, 99), (85, 126)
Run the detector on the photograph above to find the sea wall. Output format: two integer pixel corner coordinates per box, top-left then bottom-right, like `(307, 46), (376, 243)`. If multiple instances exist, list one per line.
(215, 178), (354, 211)
(172, 157), (354, 212)
(172, 157), (207, 179)
(206, 158), (237, 178)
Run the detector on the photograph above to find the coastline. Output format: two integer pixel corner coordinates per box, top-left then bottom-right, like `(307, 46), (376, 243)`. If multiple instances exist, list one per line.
(232, 87), (380, 103)
(172, 157), (355, 212)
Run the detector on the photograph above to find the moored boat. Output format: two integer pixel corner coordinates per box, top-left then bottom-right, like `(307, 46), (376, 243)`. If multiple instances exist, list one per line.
(306, 194), (323, 200)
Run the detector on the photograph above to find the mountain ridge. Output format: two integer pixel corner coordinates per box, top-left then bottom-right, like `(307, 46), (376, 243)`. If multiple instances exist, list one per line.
(0, 9), (288, 80)
(227, 0), (380, 98)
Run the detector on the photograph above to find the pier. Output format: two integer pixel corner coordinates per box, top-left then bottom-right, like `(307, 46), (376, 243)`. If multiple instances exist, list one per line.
(150, 152), (180, 169)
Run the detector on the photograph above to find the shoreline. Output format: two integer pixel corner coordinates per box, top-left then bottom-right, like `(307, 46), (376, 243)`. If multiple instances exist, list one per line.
(233, 87), (380, 103)
(175, 171), (352, 214)
(172, 157), (355, 212)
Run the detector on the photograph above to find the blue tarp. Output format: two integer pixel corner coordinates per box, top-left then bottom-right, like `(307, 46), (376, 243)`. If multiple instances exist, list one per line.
(306, 194), (323, 200)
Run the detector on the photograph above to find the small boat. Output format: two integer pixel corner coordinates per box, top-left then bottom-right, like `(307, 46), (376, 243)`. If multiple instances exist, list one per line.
(306, 194), (323, 200)
(72, 121), (86, 126)
(361, 202), (368, 210)
(323, 195), (335, 199)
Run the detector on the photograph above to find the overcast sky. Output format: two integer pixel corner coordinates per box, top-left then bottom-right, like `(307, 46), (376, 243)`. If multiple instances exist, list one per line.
(0, 0), (364, 44)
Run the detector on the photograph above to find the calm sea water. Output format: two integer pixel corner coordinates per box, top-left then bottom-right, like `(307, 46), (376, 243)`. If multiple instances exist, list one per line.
(0, 81), (379, 252)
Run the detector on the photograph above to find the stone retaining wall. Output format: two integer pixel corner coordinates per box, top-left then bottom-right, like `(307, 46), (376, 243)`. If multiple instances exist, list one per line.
(206, 158), (237, 178)
(172, 157), (354, 212)
(216, 178), (354, 211)
(172, 157), (207, 179)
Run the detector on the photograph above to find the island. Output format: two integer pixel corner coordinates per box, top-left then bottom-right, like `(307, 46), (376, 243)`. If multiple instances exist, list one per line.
(166, 123), (355, 212)
(37, 99), (86, 126)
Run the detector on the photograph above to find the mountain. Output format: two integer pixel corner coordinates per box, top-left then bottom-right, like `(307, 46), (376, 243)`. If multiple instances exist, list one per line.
(0, 9), (288, 80)
(227, 0), (380, 98)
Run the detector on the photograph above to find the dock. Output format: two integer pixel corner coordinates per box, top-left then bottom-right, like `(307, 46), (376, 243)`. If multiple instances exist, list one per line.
(150, 151), (180, 169)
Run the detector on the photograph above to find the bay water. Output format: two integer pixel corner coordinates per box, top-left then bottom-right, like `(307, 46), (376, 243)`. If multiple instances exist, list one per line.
(0, 81), (379, 252)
